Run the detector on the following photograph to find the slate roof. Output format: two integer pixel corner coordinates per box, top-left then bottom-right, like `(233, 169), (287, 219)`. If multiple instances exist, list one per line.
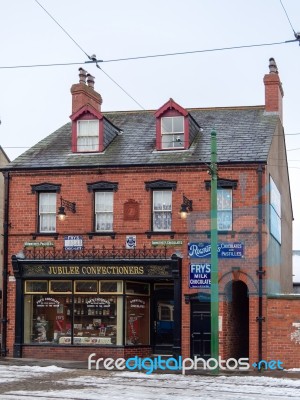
(5, 105), (279, 170)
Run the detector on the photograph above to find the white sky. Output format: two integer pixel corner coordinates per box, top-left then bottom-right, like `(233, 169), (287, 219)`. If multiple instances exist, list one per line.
(1, 1), (300, 247)
(0, 366), (300, 399)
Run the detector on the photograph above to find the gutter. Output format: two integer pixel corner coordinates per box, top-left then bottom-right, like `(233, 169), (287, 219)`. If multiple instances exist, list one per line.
(257, 164), (265, 363)
(1, 171), (9, 356)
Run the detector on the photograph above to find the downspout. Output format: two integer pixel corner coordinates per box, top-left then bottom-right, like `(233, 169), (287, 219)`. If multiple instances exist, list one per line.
(257, 164), (265, 363)
(1, 171), (10, 356)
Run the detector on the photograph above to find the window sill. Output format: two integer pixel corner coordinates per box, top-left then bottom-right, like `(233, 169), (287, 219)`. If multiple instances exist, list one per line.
(31, 233), (59, 240)
(205, 230), (236, 238)
(87, 232), (116, 239)
(145, 231), (175, 239)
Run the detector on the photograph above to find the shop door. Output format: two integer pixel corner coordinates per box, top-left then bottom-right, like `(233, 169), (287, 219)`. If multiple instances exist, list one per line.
(190, 301), (211, 359)
(153, 288), (174, 354)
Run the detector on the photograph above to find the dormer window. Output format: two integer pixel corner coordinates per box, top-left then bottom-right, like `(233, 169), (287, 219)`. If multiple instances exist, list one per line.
(77, 120), (99, 152)
(161, 116), (184, 149)
(155, 98), (200, 151)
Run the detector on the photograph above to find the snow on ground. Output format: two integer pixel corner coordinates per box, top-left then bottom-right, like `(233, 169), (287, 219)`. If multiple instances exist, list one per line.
(0, 367), (300, 399)
(0, 365), (65, 384)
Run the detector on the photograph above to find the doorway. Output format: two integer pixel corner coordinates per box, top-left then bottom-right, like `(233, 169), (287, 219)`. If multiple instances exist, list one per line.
(225, 280), (249, 359)
(190, 300), (211, 359)
(153, 286), (174, 354)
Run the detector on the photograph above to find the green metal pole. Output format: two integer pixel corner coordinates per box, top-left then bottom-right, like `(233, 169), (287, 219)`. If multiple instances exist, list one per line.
(210, 129), (219, 368)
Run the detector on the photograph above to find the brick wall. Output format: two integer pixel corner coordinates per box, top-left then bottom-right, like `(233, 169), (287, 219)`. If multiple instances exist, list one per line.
(4, 164), (284, 363)
(266, 296), (300, 368)
(22, 345), (151, 361)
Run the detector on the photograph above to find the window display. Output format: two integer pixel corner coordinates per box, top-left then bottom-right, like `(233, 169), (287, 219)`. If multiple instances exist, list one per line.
(23, 279), (150, 347)
(126, 296), (150, 345)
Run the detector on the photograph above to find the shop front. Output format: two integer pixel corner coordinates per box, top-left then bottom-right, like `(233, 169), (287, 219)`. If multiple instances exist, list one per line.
(11, 256), (181, 361)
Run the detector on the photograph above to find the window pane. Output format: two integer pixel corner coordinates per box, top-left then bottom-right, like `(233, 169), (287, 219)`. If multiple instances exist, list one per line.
(50, 281), (72, 293)
(77, 136), (98, 152)
(125, 282), (149, 295)
(218, 211), (232, 231)
(77, 120), (99, 152)
(74, 281), (98, 293)
(100, 281), (123, 293)
(153, 191), (171, 211)
(126, 296), (149, 345)
(24, 295), (72, 345)
(73, 296), (118, 345)
(172, 116), (184, 132)
(78, 120), (98, 136)
(95, 192), (113, 212)
(25, 281), (48, 294)
(217, 189), (232, 210)
(161, 118), (173, 133)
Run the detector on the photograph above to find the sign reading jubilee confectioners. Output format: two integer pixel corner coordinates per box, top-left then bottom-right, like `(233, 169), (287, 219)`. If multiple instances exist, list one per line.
(22, 264), (174, 278)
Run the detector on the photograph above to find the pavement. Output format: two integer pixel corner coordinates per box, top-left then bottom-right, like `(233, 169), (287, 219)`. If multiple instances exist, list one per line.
(1, 356), (300, 379)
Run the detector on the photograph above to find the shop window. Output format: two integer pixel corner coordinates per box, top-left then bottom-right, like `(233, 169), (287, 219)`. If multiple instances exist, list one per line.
(25, 281), (48, 294)
(217, 189), (232, 231)
(49, 281), (72, 294)
(39, 192), (57, 233)
(74, 281), (98, 294)
(126, 296), (150, 345)
(100, 281), (123, 293)
(24, 295), (72, 344)
(153, 190), (172, 231)
(125, 282), (150, 295)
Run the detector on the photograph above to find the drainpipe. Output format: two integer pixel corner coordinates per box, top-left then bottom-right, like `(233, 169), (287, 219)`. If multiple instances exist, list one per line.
(1, 171), (10, 356)
(257, 164), (265, 363)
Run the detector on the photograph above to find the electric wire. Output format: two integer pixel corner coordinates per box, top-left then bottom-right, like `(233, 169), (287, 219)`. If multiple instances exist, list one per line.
(34, 0), (145, 109)
(34, 0), (90, 59)
(0, 39), (297, 70)
(279, 0), (297, 36)
(95, 64), (145, 110)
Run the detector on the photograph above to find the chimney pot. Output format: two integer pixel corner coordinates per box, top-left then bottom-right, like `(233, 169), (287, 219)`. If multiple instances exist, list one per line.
(78, 68), (87, 84)
(87, 73), (95, 89)
(268, 58), (278, 74)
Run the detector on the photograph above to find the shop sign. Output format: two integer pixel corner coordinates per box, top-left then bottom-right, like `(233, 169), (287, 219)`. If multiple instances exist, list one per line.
(64, 235), (83, 250)
(36, 297), (60, 308)
(24, 241), (54, 247)
(152, 240), (183, 247)
(129, 299), (146, 309)
(126, 235), (136, 249)
(23, 264), (175, 278)
(189, 263), (211, 289)
(87, 298), (110, 308)
(188, 242), (244, 259)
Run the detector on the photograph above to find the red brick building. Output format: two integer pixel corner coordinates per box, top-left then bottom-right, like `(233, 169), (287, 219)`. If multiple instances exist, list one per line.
(1, 58), (299, 368)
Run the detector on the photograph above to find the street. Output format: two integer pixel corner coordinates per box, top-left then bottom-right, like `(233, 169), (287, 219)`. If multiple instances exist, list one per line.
(0, 365), (299, 399)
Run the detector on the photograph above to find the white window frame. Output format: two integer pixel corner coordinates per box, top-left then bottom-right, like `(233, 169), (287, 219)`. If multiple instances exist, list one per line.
(39, 192), (56, 233)
(77, 120), (99, 152)
(95, 191), (114, 232)
(153, 190), (172, 232)
(217, 189), (232, 231)
(161, 116), (184, 149)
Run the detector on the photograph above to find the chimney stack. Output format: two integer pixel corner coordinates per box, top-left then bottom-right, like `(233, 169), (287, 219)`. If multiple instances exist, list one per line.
(263, 58), (284, 122)
(71, 68), (102, 114)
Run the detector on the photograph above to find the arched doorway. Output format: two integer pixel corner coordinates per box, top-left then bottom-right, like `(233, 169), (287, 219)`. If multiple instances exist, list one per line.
(225, 280), (249, 359)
